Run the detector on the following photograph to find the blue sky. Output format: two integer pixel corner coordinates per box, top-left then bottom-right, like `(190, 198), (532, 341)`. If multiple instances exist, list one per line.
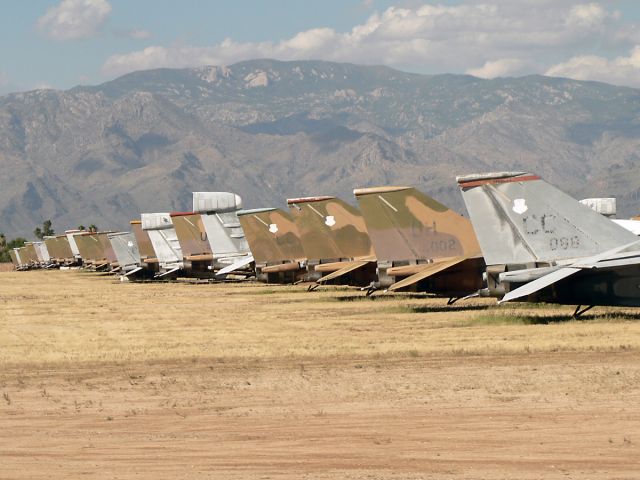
(2, 0), (640, 94)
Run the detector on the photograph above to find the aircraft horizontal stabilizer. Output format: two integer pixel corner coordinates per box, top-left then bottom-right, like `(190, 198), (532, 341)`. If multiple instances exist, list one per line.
(499, 240), (640, 303)
(316, 260), (374, 283)
(216, 255), (254, 276)
(499, 267), (581, 303)
(386, 256), (471, 292)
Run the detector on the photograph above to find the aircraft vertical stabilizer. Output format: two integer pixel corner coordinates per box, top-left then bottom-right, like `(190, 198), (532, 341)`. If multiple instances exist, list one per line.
(141, 213), (184, 275)
(354, 186), (480, 262)
(457, 172), (639, 266)
(192, 192), (252, 269)
(237, 207), (306, 282)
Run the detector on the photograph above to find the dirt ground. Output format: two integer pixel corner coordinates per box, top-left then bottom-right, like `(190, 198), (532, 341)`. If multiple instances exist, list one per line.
(1, 270), (640, 479)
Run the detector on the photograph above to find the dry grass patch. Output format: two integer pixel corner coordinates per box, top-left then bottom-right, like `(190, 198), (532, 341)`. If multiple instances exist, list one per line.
(1, 270), (640, 366)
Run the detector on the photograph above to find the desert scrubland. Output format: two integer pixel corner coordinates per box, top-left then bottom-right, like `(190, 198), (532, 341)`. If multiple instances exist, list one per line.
(1, 270), (639, 479)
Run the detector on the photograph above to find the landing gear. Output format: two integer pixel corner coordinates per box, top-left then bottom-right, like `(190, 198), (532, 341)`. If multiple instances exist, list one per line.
(360, 282), (378, 297)
(573, 305), (594, 318)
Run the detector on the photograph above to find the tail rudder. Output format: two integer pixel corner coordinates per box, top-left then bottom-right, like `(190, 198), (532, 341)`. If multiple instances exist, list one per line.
(457, 171), (638, 265)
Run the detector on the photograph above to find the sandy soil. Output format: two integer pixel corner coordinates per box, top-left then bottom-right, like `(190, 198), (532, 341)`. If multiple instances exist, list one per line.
(1, 271), (639, 479)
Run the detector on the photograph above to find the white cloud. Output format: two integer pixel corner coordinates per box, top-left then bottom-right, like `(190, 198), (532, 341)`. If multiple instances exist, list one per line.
(466, 59), (529, 79)
(546, 46), (640, 87)
(37, 0), (111, 41)
(33, 82), (54, 90)
(101, 1), (640, 87)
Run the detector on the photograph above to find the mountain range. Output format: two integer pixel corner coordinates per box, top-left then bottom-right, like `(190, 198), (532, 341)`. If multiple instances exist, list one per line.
(1, 59), (639, 238)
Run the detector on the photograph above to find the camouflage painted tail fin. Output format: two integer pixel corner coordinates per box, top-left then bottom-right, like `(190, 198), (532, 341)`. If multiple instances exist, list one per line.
(457, 172), (638, 265)
(237, 208), (306, 264)
(286, 196), (373, 261)
(354, 186), (480, 262)
(170, 212), (212, 258)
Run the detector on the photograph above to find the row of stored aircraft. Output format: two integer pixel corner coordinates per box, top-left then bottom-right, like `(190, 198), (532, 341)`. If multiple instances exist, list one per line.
(9, 172), (640, 316)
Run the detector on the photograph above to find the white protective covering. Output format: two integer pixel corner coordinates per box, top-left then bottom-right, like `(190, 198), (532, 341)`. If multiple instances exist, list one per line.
(33, 242), (51, 262)
(580, 198), (616, 217)
(65, 229), (83, 258)
(141, 212), (174, 230)
(193, 192), (243, 214)
(13, 248), (22, 265)
(194, 192), (251, 264)
(140, 213), (183, 270)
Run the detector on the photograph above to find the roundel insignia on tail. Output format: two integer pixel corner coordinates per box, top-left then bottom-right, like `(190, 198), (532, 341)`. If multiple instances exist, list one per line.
(269, 223), (279, 234)
(325, 215), (336, 227)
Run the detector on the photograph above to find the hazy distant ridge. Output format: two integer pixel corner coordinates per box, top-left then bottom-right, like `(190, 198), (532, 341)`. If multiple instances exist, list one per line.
(1, 59), (639, 237)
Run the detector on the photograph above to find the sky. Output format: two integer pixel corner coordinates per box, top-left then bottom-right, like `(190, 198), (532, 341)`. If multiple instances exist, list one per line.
(1, 0), (640, 95)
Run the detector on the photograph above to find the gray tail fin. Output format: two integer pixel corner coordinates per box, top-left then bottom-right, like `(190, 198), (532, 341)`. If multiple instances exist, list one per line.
(457, 172), (638, 266)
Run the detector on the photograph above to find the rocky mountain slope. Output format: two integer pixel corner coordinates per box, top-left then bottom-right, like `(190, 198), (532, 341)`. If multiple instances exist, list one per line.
(1, 59), (639, 237)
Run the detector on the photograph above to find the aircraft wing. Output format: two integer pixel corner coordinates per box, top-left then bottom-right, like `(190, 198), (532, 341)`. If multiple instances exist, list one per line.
(499, 240), (640, 303)
(216, 255), (254, 276)
(386, 255), (473, 292)
(316, 260), (375, 283)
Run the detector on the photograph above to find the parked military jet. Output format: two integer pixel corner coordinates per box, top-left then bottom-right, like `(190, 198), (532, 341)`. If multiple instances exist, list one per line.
(32, 241), (51, 267)
(191, 192), (254, 277)
(354, 186), (485, 298)
(287, 195), (376, 288)
(108, 231), (143, 277)
(237, 207), (307, 283)
(130, 220), (159, 275)
(168, 211), (212, 276)
(74, 232), (110, 270)
(8, 248), (20, 269)
(457, 171), (640, 315)
(141, 213), (184, 278)
(17, 243), (40, 269)
(65, 229), (84, 264)
(44, 234), (76, 266)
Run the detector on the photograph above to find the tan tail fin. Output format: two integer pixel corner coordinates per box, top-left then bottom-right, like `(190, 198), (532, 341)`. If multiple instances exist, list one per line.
(237, 208), (305, 263)
(170, 212), (212, 258)
(354, 186), (480, 262)
(286, 196), (373, 261)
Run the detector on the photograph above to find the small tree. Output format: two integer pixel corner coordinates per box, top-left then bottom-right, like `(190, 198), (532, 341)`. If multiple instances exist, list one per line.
(7, 237), (26, 248)
(0, 237), (26, 262)
(34, 220), (54, 240)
